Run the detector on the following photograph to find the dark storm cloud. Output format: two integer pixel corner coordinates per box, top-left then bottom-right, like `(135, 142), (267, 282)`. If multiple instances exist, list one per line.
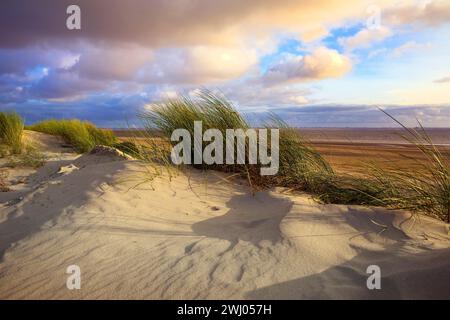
(28, 69), (106, 99)
(0, 0), (267, 49)
(0, 47), (74, 74)
(0, 0), (388, 49)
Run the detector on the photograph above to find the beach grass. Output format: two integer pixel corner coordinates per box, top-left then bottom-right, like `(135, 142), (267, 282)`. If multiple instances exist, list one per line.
(141, 90), (343, 194)
(139, 90), (450, 222)
(7, 93), (449, 222)
(27, 119), (117, 153)
(0, 111), (24, 154)
(5, 146), (47, 169)
(113, 141), (141, 158)
(365, 111), (450, 222)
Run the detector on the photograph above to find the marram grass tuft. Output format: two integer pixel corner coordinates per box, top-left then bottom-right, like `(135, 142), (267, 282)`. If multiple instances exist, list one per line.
(0, 111), (24, 154)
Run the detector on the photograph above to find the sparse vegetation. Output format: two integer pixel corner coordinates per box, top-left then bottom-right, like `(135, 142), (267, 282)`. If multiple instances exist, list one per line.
(113, 141), (141, 157)
(5, 145), (47, 169)
(0, 169), (10, 192)
(0, 111), (24, 154)
(27, 119), (117, 153)
(0, 112), (46, 191)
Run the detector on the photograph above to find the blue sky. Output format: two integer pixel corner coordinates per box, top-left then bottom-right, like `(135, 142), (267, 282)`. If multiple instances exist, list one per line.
(0, 0), (449, 127)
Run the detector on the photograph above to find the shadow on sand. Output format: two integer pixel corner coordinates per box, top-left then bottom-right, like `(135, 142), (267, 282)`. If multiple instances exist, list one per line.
(246, 246), (450, 299)
(192, 191), (293, 247)
(246, 206), (450, 299)
(0, 157), (127, 261)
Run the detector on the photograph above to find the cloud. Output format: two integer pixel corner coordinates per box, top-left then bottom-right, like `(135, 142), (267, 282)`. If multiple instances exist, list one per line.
(0, 42), (258, 100)
(0, 0), (449, 127)
(0, 0), (382, 49)
(367, 41), (432, 59)
(76, 44), (153, 81)
(434, 76), (450, 83)
(29, 70), (107, 100)
(262, 47), (352, 85)
(0, 48), (79, 74)
(5, 99), (450, 128)
(257, 104), (450, 127)
(0, 0), (372, 97)
(221, 83), (314, 108)
(338, 26), (392, 51)
(391, 41), (432, 57)
(386, 0), (450, 27)
(137, 46), (258, 84)
(0, 93), (149, 127)
(0, 1), (442, 97)
(300, 25), (330, 42)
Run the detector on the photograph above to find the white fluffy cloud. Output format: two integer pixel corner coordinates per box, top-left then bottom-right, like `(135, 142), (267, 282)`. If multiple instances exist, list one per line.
(222, 83), (313, 108)
(76, 45), (153, 81)
(339, 26), (392, 51)
(262, 47), (352, 86)
(137, 46), (258, 84)
(386, 0), (450, 26)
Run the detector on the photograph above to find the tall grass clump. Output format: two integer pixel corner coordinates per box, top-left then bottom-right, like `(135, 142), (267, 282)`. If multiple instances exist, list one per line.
(140, 89), (336, 192)
(28, 119), (117, 153)
(141, 90), (450, 222)
(0, 111), (24, 154)
(85, 122), (117, 146)
(261, 116), (335, 191)
(366, 111), (450, 222)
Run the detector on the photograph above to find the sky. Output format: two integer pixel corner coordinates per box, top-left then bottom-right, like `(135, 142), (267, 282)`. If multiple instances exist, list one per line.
(0, 0), (449, 127)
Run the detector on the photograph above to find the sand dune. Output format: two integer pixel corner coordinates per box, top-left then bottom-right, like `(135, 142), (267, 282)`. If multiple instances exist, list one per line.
(0, 137), (449, 299)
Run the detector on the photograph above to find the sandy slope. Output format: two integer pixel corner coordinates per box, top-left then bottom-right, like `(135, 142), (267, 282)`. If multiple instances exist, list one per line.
(0, 145), (449, 299)
(0, 131), (76, 199)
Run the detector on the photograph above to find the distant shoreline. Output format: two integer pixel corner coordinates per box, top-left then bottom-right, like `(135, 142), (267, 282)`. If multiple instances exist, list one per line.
(111, 127), (450, 145)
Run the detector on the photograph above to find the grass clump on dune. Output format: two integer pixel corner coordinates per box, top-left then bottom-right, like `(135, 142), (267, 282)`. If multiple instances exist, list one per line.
(0, 111), (24, 155)
(141, 89), (337, 193)
(140, 90), (450, 222)
(366, 111), (450, 222)
(28, 119), (117, 153)
(0, 112), (47, 170)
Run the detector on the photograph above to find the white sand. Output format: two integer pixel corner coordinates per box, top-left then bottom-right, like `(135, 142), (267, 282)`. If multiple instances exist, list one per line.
(0, 135), (449, 299)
